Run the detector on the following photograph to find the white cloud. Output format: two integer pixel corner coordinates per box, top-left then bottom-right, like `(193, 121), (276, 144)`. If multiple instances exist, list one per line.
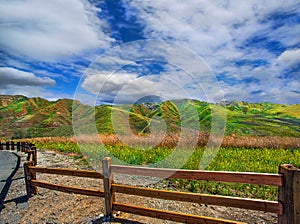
(81, 69), (222, 104)
(119, 0), (300, 104)
(218, 66), (300, 104)
(79, 40), (225, 104)
(278, 48), (300, 66)
(0, 67), (55, 87)
(0, 67), (64, 100)
(82, 72), (136, 94)
(123, 0), (298, 59)
(0, 0), (114, 61)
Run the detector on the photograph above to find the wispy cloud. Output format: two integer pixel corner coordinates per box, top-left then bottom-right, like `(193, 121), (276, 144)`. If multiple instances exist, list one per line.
(79, 40), (224, 104)
(119, 0), (300, 104)
(0, 0), (113, 61)
(1, 0), (299, 104)
(0, 67), (64, 99)
(0, 0), (116, 100)
(0, 67), (55, 87)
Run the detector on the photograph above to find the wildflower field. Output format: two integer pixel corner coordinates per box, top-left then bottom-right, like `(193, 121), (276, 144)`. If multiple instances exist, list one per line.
(19, 134), (300, 201)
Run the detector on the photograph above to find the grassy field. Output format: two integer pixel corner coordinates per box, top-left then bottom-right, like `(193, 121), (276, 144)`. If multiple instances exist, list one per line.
(22, 135), (300, 201)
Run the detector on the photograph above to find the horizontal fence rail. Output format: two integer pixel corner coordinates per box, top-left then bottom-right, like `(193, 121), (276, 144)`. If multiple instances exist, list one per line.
(29, 166), (104, 179)
(112, 184), (283, 214)
(26, 167), (105, 198)
(111, 165), (283, 186)
(109, 161), (298, 223)
(113, 202), (246, 224)
(31, 180), (104, 197)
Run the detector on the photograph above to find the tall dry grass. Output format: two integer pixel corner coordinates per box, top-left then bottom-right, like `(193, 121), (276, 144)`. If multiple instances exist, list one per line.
(22, 132), (300, 149)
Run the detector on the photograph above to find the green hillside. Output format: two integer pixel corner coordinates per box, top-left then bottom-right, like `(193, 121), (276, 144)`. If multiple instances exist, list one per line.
(0, 95), (73, 138)
(225, 101), (300, 136)
(0, 95), (299, 139)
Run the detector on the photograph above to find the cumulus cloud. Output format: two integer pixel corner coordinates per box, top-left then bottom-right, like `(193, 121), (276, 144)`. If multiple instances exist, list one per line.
(278, 49), (300, 66)
(79, 40), (224, 104)
(0, 67), (62, 100)
(4, 0), (297, 104)
(82, 72), (163, 103)
(119, 0), (300, 104)
(123, 0), (299, 63)
(0, 0), (114, 61)
(81, 68), (220, 104)
(0, 67), (55, 88)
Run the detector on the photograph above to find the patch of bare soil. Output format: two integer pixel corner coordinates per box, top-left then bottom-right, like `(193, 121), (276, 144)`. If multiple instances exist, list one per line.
(1, 150), (277, 224)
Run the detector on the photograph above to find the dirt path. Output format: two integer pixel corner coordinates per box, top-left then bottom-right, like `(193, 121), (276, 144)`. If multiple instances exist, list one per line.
(0, 150), (277, 224)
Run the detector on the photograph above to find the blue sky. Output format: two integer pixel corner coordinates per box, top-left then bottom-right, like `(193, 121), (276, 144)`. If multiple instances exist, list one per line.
(0, 0), (299, 105)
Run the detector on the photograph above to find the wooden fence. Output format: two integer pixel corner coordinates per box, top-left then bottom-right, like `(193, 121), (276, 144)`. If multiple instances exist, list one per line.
(0, 141), (37, 165)
(23, 156), (299, 224)
(0, 141), (23, 151)
(0, 141), (38, 196)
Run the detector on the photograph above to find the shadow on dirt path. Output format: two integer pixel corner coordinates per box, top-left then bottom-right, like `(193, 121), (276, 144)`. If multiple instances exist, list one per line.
(0, 151), (24, 213)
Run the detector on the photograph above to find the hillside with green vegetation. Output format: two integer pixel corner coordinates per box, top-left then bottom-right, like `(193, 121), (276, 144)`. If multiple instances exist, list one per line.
(0, 95), (74, 138)
(225, 100), (300, 136)
(0, 95), (299, 139)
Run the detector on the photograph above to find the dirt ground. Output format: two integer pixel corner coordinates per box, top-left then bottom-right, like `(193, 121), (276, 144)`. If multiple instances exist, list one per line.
(0, 149), (277, 224)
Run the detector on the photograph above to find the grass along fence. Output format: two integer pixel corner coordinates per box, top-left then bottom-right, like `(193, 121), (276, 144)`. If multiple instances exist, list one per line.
(24, 156), (300, 223)
(24, 134), (300, 149)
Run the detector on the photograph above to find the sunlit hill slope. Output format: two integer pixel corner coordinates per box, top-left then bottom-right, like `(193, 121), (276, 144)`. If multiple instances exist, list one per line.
(0, 95), (299, 139)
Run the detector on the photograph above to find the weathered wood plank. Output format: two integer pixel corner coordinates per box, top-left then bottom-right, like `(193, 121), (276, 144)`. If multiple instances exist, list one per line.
(112, 184), (282, 214)
(29, 166), (104, 179)
(31, 180), (104, 197)
(111, 165), (283, 186)
(278, 164), (300, 224)
(102, 157), (114, 218)
(24, 161), (38, 196)
(113, 202), (246, 224)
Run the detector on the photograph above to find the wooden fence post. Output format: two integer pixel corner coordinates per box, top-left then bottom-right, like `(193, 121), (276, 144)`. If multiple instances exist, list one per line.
(278, 164), (300, 224)
(11, 141), (15, 150)
(17, 142), (21, 151)
(102, 157), (114, 219)
(24, 161), (38, 196)
(6, 142), (9, 150)
(31, 146), (38, 165)
(0, 142), (3, 150)
(21, 142), (25, 152)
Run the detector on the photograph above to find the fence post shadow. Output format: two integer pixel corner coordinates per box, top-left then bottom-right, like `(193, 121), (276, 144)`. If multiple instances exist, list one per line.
(0, 152), (21, 213)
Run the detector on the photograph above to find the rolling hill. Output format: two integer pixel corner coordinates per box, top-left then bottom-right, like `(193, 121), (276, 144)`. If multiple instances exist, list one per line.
(0, 95), (73, 138)
(0, 95), (299, 139)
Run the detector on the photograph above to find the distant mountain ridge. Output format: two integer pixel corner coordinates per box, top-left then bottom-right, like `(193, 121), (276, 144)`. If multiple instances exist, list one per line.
(0, 95), (299, 139)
